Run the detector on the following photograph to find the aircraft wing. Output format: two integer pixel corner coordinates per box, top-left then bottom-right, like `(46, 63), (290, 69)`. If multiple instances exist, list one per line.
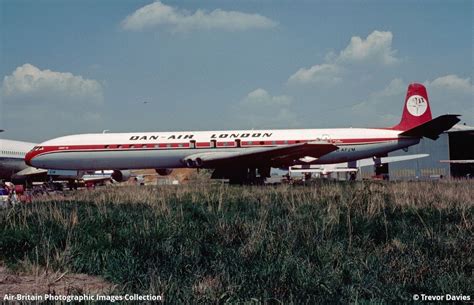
(357, 154), (429, 167)
(290, 153), (429, 174)
(290, 167), (358, 174)
(440, 160), (474, 164)
(184, 142), (338, 168)
(82, 175), (113, 183)
(13, 166), (48, 177)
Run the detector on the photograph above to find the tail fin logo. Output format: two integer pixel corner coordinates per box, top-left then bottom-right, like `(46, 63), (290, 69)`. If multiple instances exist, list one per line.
(406, 95), (428, 116)
(391, 83), (432, 131)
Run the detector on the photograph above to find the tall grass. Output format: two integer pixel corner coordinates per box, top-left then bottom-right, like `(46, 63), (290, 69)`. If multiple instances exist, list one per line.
(1, 180), (473, 303)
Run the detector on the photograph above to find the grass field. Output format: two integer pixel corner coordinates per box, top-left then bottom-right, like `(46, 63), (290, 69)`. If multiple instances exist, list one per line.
(1, 180), (473, 303)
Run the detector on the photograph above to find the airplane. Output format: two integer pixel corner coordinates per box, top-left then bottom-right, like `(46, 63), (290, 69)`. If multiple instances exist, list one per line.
(25, 83), (460, 184)
(0, 138), (39, 182)
(0, 137), (132, 184)
(289, 154), (429, 177)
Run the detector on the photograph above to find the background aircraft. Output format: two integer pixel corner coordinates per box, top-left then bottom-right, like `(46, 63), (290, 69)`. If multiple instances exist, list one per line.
(25, 83), (460, 184)
(289, 154), (429, 177)
(0, 138), (40, 182)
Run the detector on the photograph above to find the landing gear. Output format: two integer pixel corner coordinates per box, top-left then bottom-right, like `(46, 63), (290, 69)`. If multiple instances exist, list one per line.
(67, 179), (78, 190)
(212, 166), (270, 185)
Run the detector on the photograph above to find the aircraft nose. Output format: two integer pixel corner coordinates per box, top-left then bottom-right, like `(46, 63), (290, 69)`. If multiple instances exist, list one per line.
(25, 149), (38, 166)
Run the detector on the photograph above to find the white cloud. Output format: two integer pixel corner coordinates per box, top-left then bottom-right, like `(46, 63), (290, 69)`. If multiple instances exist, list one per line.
(426, 74), (473, 93)
(338, 30), (398, 65)
(241, 88), (293, 107)
(2, 63), (103, 105)
(1, 64), (104, 139)
(122, 1), (277, 32)
(288, 64), (342, 85)
(425, 75), (473, 123)
(234, 88), (298, 128)
(288, 30), (399, 85)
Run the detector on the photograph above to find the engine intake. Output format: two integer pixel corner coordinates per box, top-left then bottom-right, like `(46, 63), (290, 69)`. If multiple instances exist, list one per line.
(184, 157), (203, 168)
(155, 169), (173, 176)
(111, 170), (131, 182)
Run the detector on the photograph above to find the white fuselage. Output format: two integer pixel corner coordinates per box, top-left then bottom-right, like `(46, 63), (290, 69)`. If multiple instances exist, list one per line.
(27, 128), (419, 170)
(0, 139), (36, 179)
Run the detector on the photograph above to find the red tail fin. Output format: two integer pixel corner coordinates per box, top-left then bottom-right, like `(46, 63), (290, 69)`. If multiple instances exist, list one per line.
(392, 83), (432, 130)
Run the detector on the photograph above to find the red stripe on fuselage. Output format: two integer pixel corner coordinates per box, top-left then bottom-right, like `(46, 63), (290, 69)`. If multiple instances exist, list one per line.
(24, 137), (400, 166)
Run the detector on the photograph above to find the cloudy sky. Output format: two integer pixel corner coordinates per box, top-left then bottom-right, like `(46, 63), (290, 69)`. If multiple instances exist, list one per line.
(1, 0), (472, 142)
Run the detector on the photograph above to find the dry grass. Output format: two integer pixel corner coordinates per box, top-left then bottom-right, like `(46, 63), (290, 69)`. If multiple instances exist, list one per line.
(1, 180), (473, 303)
(0, 262), (115, 296)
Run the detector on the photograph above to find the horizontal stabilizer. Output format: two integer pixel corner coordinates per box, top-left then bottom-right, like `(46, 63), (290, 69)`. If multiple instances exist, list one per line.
(399, 114), (460, 140)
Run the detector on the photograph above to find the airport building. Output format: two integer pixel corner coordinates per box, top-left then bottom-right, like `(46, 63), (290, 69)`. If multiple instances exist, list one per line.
(360, 124), (474, 180)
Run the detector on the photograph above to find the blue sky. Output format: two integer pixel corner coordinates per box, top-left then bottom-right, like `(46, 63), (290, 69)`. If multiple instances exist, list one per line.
(1, 0), (472, 142)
